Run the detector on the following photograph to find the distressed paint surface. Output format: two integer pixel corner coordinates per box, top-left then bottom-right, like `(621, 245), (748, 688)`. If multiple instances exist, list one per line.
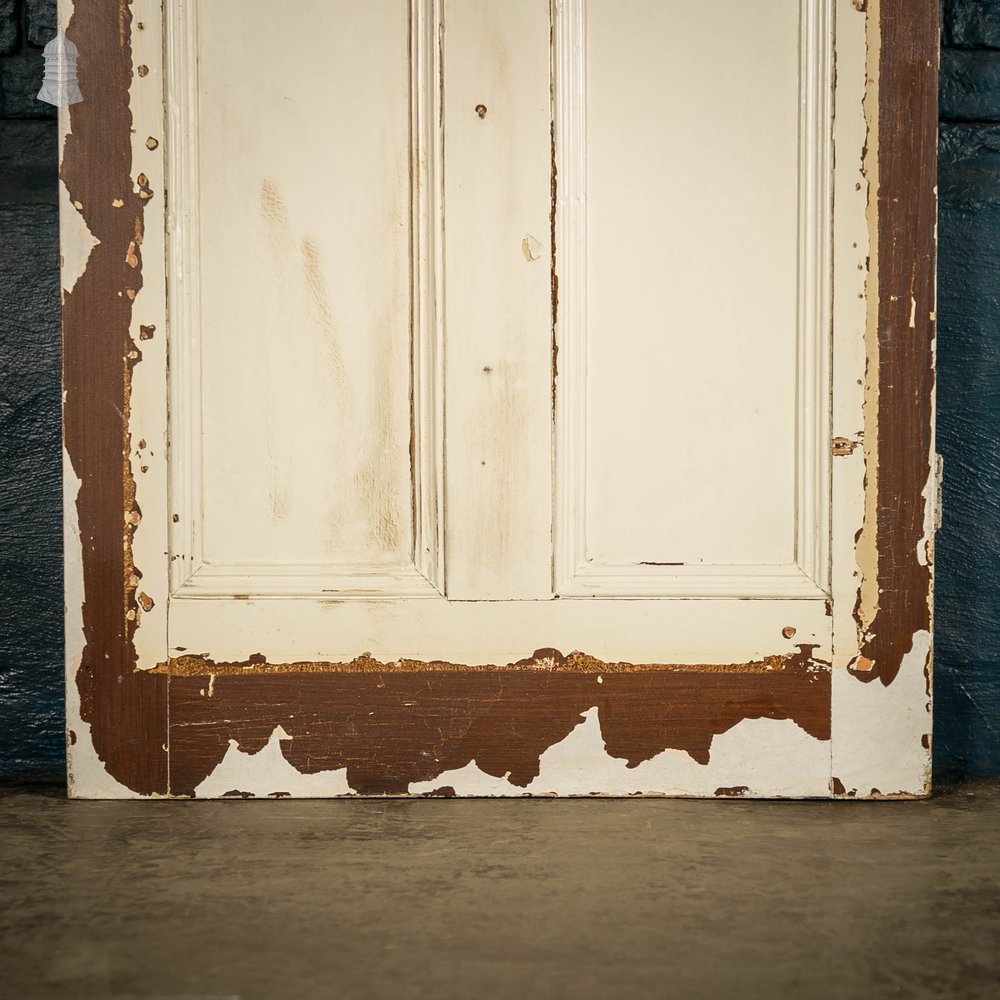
(851, 0), (938, 689)
(61, 0), (167, 796)
(194, 714), (831, 800)
(60, 0), (935, 799)
(831, 0), (937, 797)
(166, 649), (830, 797)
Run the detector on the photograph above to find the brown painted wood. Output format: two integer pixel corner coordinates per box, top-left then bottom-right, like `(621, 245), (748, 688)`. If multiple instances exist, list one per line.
(167, 651), (831, 797)
(62, 0), (167, 795)
(853, 0), (938, 687)
(63, 2), (936, 796)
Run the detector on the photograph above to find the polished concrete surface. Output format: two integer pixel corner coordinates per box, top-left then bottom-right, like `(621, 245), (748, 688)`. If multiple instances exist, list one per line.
(1, 782), (999, 1000)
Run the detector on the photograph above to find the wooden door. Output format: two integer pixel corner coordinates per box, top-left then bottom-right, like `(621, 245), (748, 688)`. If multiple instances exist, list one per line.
(61, 0), (938, 798)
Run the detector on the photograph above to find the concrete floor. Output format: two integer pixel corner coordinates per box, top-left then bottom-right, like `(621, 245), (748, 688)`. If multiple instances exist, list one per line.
(1, 784), (999, 1000)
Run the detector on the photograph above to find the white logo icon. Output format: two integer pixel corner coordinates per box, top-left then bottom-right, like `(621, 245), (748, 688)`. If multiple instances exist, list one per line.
(37, 32), (83, 108)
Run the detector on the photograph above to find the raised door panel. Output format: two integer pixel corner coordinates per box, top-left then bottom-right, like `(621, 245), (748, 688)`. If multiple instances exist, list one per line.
(166, 0), (832, 663)
(555, 0), (831, 598)
(168, 0), (438, 598)
(61, 0), (936, 800)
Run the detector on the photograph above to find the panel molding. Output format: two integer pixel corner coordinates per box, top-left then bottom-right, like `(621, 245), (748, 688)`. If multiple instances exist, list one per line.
(165, 0), (202, 595)
(795, 0), (835, 592)
(164, 0), (444, 599)
(552, 0), (833, 600)
(61, 0), (936, 801)
(411, 0), (446, 593)
(174, 562), (439, 600)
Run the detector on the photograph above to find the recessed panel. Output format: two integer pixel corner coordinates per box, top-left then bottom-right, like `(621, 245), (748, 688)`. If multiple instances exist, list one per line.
(191, 0), (413, 570)
(582, 0), (802, 568)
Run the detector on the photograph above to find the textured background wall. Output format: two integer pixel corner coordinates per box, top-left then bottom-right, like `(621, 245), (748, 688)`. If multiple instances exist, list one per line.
(936, 0), (1000, 780)
(0, 0), (62, 781)
(1, 1), (999, 784)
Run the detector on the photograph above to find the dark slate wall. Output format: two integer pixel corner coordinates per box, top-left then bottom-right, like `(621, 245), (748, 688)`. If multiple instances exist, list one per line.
(1, 2), (999, 783)
(0, 0), (63, 781)
(935, 0), (1000, 781)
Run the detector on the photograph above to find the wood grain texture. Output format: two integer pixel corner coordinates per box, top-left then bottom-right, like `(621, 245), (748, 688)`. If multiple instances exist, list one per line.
(441, 0), (553, 600)
(167, 648), (830, 796)
(62, 0), (167, 795)
(64, 1), (936, 797)
(853, 0), (937, 687)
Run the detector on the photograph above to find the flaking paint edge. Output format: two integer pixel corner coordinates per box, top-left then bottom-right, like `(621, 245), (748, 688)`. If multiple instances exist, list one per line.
(64, 448), (133, 798)
(855, 0), (881, 644)
(193, 714), (831, 799)
(60, 0), (133, 799)
(832, 0), (936, 796)
(64, 0), (936, 804)
(62, 0), (169, 797)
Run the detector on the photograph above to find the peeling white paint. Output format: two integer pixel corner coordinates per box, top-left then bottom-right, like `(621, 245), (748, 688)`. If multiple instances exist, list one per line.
(917, 461), (936, 568)
(189, 710), (831, 799)
(61, 0), (927, 801)
(831, 630), (932, 796)
(194, 726), (352, 798)
(127, 0), (170, 672)
(831, 0), (877, 673)
(410, 711), (831, 798)
(58, 187), (98, 298)
(56, 8), (98, 297)
(64, 449), (134, 799)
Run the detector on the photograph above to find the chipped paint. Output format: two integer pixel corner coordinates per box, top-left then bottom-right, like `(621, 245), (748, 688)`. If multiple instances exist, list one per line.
(851, 0), (937, 689)
(917, 461), (936, 569)
(193, 713), (831, 799)
(59, 189), (100, 298)
(521, 234), (543, 261)
(165, 649), (831, 797)
(156, 644), (827, 677)
(855, 0), (882, 647)
(410, 714), (831, 798)
(195, 727), (354, 799)
(62, 0), (168, 796)
(185, 699), (832, 800)
(833, 630), (932, 795)
(63, 0), (935, 799)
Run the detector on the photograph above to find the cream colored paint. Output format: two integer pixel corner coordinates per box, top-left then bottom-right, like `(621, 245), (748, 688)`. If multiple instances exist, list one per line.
(831, 0), (872, 674)
(62, 0), (929, 798)
(168, 595), (829, 667)
(832, 631), (932, 796)
(194, 727), (354, 799)
(190, 713), (830, 799)
(580, 0), (802, 569)
(442, 0), (554, 599)
(128, 3), (168, 669)
(165, 0), (837, 673)
(57, 188), (97, 298)
(177, 0), (416, 581)
(554, 0), (833, 600)
(164, 2), (834, 804)
(855, 0), (882, 641)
